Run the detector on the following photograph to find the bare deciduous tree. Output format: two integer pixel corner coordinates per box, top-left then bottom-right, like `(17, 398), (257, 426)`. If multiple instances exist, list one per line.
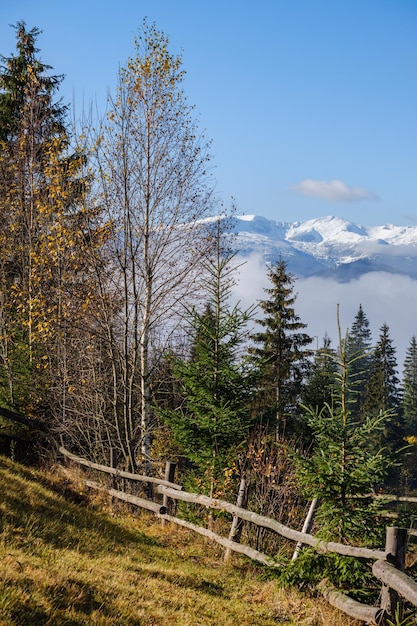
(87, 20), (214, 473)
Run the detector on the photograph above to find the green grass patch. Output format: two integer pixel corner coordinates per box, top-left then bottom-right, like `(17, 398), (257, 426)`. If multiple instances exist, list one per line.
(0, 455), (362, 625)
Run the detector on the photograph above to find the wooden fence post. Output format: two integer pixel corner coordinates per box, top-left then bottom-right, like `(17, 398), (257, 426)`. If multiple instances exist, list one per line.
(292, 498), (319, 561)
(161, 462), (177, 527)
(380, 526), (407, 619)
(224, 478), (248, 562)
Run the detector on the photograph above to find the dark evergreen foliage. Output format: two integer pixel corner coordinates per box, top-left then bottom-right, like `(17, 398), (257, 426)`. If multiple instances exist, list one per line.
(362, 324), (403, 472)
(400, 336), (417, 489)
(250, 259), (313, 440)
(295, 331), (394, 544)
(344, 304), (373, 419)
(158, 220), (255, 492)
(402, 336), (417, 436)
(301, 333), (338, 416)
(0, 21), (67, 145)
(0, 22), (88, 416)
(364, 323), (401, 419)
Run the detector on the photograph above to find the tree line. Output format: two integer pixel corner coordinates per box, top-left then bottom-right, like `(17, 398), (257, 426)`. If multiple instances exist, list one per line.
(1, 20), (417, 526)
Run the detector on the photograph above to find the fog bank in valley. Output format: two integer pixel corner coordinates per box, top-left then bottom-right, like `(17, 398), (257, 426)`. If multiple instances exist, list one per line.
(233, 253), (417, 373)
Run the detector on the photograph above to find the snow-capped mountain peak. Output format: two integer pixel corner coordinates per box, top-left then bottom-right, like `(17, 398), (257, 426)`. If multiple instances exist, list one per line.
(227, 214), (417, 282)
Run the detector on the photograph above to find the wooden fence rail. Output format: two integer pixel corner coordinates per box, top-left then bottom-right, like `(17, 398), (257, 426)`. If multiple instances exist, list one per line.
(318, 580), (386, 626)
(59, 447), (183, 490)
(159, 513), (282, 568)
(373, 560), (417, 607)
(60, 447), (417, 625)
(84, 479), (167, 515)
(157, 485), (386, 562)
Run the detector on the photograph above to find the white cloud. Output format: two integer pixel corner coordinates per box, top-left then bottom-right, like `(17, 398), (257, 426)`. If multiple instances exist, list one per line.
(232, 253), (267, 305)
(292, 179), (378, 203)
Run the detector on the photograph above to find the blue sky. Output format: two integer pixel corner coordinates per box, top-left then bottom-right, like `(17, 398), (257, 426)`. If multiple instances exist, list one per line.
(1, 0), (416, 226)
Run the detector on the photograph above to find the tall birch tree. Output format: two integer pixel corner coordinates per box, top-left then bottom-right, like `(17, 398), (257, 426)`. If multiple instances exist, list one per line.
(90, 20), (213, 473)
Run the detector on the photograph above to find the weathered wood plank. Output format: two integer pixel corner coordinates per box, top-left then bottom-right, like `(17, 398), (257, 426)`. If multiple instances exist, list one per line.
(374, 494), (417, 504)
(317, 581), (386, 624)
(84, 479), (167, 514)
(161, 461), (177, 527)
(158, 513), (282, 568)
(157, 486), (386, 560)
(224, 477), (248, 563)
(373, 560), (417, 607)
(59, 447), (182, 490)
(292, 498), (319, 560)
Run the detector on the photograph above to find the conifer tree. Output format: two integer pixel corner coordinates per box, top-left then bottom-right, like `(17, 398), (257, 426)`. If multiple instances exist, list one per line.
(365, 324), (400, 417)
(159, 220), (254, 495)
(363, 323), (401, 457)
(399, 336), (417, 490)
(402, 336), (417, 436)
(250, 259), (312, 440)
(295, 314), (394, 544)
(344, 304), (373, 418)
(0, 22), (65, 142)
(0, 22), (88, 415)
(301, 333), (338, 418)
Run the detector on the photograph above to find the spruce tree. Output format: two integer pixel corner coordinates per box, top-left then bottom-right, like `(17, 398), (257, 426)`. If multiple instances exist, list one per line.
(301, 333), (338, 417)
(0, 22), (89, 417)
(400, 336), (417, 490)
(0, 22), (67, 410)
(345, 304), (373, 418)
(363, 323), (402, 457)
(402, 336), (417, 436)
(159, 220), (254, 495)
(295, 316), (394, 544)
(250, 259), (312, 440)
(365, 324), (400, 417)
(0, 22), (66, 142)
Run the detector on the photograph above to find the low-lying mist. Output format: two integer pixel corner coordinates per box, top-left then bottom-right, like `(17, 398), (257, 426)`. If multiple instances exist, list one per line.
(232, 253), (417, 373)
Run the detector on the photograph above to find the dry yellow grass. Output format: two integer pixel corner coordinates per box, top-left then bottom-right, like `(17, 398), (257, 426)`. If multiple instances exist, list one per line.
(0, 455), (362, 625)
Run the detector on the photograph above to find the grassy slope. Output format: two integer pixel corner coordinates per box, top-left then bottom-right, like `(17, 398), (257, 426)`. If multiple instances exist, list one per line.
(0, 455), (361, 626)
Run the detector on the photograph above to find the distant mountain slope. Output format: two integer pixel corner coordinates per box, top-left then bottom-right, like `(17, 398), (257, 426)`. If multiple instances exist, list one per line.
(226, 215), (417, 281)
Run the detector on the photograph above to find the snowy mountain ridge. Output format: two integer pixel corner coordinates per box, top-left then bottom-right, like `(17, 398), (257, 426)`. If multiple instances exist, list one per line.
(227, 215), (417, 282)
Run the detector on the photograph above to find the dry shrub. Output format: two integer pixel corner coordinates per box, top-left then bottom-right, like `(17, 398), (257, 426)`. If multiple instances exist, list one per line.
(240, 428), (307, 557)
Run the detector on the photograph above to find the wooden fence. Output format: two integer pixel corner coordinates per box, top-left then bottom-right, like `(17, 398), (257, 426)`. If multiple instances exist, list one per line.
(59, 446), (417, 626)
